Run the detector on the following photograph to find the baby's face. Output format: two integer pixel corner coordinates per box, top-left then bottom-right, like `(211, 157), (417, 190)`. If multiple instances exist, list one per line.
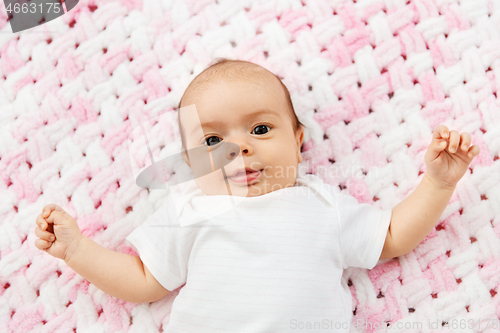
(180, 78), (304, 197)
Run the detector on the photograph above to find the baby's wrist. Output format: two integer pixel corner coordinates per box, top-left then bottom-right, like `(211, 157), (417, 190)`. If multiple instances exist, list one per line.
(424, 173), (456, 192)
(63, 234), (85, 264)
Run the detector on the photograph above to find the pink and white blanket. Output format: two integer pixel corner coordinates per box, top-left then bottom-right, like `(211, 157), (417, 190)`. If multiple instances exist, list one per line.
(0, 0), (499, 332)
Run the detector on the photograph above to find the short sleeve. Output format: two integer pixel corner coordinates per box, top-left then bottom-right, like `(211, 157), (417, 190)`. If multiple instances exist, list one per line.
(125, 199), (187, 292)
(335, 192), (392, 270)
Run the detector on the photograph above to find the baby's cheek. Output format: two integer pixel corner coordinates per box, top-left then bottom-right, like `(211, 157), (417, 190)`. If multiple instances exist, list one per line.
(194, 171), (224, 192)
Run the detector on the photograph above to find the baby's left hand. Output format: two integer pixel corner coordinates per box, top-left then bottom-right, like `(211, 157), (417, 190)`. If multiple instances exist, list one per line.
(424, 125), (480, 190)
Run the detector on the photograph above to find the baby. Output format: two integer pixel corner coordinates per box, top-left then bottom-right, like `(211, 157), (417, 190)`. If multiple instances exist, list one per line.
(34, 58), (480, 332)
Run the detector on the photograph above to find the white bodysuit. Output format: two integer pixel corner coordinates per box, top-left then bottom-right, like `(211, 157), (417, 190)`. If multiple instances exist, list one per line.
(126, 173), (392, 332)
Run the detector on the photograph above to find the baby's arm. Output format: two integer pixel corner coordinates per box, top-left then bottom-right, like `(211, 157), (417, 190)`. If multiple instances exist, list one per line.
(379, 174), (455, 259)
(380, 125), (480, 259)
(35, 204), (170, 303)
(65, 235), (170, 303)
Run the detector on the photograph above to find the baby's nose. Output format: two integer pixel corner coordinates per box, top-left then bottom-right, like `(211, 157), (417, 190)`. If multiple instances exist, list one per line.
(230, 148), (248, 157)
(225, 134), (252, 156)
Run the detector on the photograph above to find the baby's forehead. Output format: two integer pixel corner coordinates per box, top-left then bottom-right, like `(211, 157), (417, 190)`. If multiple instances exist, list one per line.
(178, 64), (289, 128)
(180, 61), (280, 105)
(194, 78), (284, 111)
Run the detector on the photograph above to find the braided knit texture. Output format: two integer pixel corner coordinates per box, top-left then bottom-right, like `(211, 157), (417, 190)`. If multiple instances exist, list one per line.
(0, 0), (499, 332)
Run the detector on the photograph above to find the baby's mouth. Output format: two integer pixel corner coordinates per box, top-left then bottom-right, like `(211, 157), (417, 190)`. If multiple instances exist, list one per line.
(227, 169), (263, 183)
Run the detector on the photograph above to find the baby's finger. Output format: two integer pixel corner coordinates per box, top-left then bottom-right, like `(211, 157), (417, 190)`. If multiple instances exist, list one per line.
(43, 210), (62, 225)
(34, 238), (53, 251)
(459, 132), (472, 152)
(467, 144), (481, 158)
(434, 138), (448, 152)
(432, 125), (449, 140)
(36, 214), (48, 230)
(447, 130), (460, 153)
(427, 138), (448, 161)
(42, 203), (65, 218)
(35, 226), (55, 242)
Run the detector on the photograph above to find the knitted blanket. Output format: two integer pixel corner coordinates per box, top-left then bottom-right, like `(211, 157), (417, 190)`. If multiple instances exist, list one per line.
(1, 0), (499, 332)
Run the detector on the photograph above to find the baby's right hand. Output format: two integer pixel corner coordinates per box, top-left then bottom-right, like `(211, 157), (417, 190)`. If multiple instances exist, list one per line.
(34, 204), (83, 261)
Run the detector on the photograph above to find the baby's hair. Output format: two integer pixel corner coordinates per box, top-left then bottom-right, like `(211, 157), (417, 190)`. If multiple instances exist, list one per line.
(177, 57), (306, 152)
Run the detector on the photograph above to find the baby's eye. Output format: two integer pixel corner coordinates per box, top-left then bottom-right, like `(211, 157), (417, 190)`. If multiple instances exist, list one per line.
(252, 124), (271, 135)
(205, 136), (222, 146)
(203, 125), (271, 146)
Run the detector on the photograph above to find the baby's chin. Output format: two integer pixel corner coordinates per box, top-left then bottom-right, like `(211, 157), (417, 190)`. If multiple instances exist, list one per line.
(196, 182), (262, 197)
(195, 176), (297, 197)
